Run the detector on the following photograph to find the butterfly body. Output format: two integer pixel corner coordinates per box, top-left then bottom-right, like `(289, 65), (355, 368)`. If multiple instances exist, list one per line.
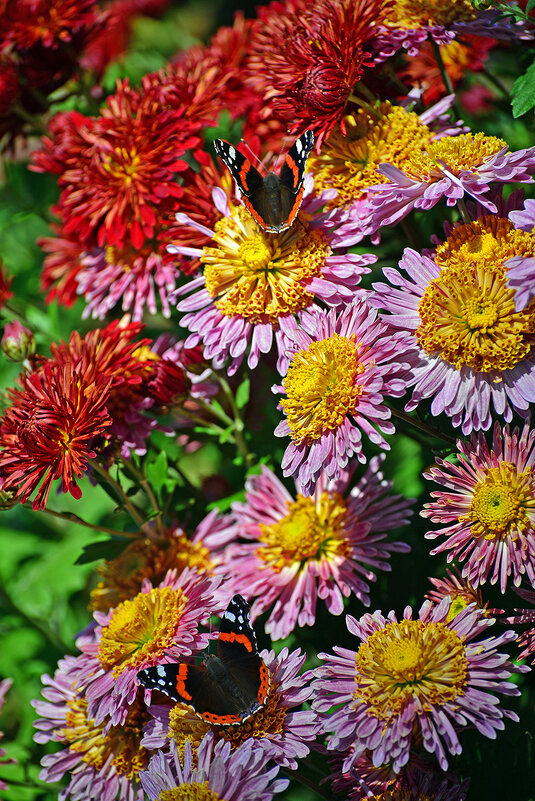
(137, 594), (270, 726)
(214, 130), (314, 233)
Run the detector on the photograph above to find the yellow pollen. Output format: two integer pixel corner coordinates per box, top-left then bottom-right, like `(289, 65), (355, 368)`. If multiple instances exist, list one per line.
(102, 147), (142, 183)
(63, 695), (149, 779)
(310, 104), (434, 206)
(158, 783), (220, 801)
(416, 218), (535, 372)
(281, 334), (363, 444)
(387, 0), (476, 27)
(464, 463), (534, 541)
(202, 208), (330, 324)
(257, 492), (351, 572)
(405, 132), (507, 181)
(354, 619), (468, 719)
(98, 586), (187, 676)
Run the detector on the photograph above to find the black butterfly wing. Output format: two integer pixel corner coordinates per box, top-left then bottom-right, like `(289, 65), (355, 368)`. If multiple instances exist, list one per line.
(213, 139), (263, 198)
(279, 130), (314, 193)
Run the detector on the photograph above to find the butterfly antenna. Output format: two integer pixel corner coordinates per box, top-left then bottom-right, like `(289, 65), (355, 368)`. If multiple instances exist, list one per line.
(239, 138), (265, 170)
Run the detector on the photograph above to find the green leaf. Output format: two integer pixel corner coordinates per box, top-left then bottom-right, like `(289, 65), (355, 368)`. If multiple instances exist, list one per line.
(527, 0), (535, 11)
(235, 377), (250, 410)
(512, 62), (535, 117)
(75, 537), (127, 565)
(146, 450), (169, 498)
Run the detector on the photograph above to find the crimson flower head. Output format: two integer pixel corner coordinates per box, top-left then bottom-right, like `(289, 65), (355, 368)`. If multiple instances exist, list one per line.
(245, 0), (389, 147)
(0, 362), (113, 510)
(31, 80), (199, 250)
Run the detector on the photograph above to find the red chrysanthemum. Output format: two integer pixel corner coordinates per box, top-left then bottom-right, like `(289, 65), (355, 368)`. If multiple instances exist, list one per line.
(0, 362), (113, 509)
(31, 80), (198, 249)
(244, 0), (389, 148)
(0, 56), (18, 115)
(1, 0), (99, 51)
(0, 260), (13, 309)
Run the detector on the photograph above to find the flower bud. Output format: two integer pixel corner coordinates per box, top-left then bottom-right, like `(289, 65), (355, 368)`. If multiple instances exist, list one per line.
(2, 320), (36, 361)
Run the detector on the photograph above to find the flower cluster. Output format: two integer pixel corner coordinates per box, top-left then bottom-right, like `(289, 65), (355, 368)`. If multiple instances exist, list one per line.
(0, 0), (532, 799)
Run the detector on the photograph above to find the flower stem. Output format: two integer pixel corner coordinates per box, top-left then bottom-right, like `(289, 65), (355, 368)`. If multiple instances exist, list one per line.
(121, 456), (163, 534)
(217, 375), (255, 467)
(388, 404), (458, 446)
(23, 503), (141, 539)
(429, 37), (462, 120)
(88, 459), (154, 537)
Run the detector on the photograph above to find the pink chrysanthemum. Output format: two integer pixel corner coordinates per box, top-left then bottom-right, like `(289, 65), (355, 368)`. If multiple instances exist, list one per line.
(371, 214), (535, 434)
(274, 298), (416, 495)
(222, 458), (412, 640)
(140, 732), (288, 801)
(168, 177), (375, 375)
(426, 565), (503, 619)
(141, 646), (318, 770)
(33, 654), (149, 801)
(366, 133), (535, 234)
(313, 600), (527, 773)
(422, 421), (535, 593)
(73, 568), (222, 727)
(505, 587), (535, 664)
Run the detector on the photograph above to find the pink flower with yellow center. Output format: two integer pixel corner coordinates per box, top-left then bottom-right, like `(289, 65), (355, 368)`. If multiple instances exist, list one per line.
(313, 601), (527, 774)
(274, 298), (416, 496)
(140, 647), (318, 770)
(73, 568), (222, 728)
(169, 184), (375, 375)
(33, 654), (149, 801)
(422, 421), (535, 593)
(366, 132), (535, 235)
(371, 214), (535, 433)
(222, 458), (412, 640)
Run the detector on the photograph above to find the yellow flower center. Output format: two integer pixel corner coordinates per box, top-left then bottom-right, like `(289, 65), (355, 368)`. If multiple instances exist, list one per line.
(387, 0), (476, 27)
(103, 147), (142, 185)
(416, 218), (535, 372)
(202, 208), (330, 324)
(405, 132), (507, 181)
(464, 463), (534, 541)
(98, 586), (188, 676)
(63, 695), (149, 779)
(280, 334), (363, 444)
(90, 531), (213, 613)
(310, 105), (434, 206)
(257, 492), (351, 572)
(354, 619), (468, 719)
(158, 784), (220, 801)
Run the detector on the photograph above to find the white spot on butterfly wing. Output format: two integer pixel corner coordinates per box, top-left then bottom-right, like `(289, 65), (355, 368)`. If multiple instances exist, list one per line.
(225, 611), (236, 622)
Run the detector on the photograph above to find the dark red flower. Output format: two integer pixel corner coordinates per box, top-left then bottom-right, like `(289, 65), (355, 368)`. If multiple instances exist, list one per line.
(0, 362), (113, 509)
(145, 357), (190, 409)
(1, 0), (99, 50)
(31, 80), (199, 249)
(0, 261), (13, 309)
(0, 56), (18, 115)
(245, 0), (390, 148)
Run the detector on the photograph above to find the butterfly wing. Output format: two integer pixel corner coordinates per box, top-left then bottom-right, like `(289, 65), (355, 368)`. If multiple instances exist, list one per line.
(277, 130), (314, 229)
(214, 139), (263, 198)
(217, 595), (271, 712)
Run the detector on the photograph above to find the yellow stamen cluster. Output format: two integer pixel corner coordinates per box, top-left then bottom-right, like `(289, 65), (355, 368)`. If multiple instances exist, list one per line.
(63, 695), (149, 779)
(463, 462), (534, 541)
(310, 104), (434, 206)
(387, 0), (476, 29)
(158, 783), (221, 801)
(281, 334), (363, 444)
(257, 492), (351, 572)
(98, 586), (187, 676)
(354, 619), (468, 719)
(202, 208), (330, 324)
(416, 218), (535, 372)
(405, 132), (506, 181)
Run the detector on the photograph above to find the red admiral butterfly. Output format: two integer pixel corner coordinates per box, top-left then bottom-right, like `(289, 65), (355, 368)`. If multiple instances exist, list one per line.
(214, 130), (314, 233)
(137, 594), (270, 726)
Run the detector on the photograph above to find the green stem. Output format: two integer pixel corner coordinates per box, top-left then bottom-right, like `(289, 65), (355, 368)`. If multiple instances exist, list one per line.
(388, 404), (458, 446)
(401, 217), (420, 250)
(121, 457), (163, 534)
(429, 38), (462, 120)
(23, 503), (141, 539)
(217, 375), (255, 466)
(456, 197), (471, 224)
(88, 459), (153, 537)
(479, 65), (510, 99)
(280, 768), (333, 801)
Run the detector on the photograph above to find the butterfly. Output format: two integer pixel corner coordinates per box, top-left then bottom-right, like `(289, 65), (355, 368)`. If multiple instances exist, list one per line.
(213, 130), (314, 233)
(137, 594), (270, 726)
